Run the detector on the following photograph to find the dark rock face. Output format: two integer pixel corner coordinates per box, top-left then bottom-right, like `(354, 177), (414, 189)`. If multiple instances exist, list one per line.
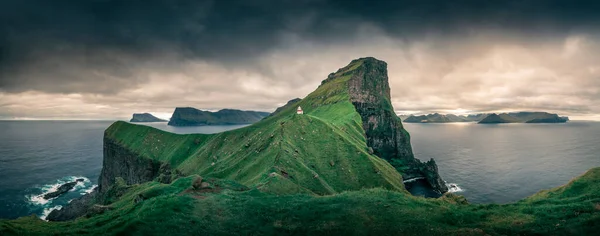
(100, 136), (181, 192)
(168, 107), (270, 126)
(49, 133), (183, 221)
(47, 187), (98, 221)
(342, 57), (448, 194)
(421, 159), (447, 194)
(130, 113), (167, 122)
(42, 179), (84, 200)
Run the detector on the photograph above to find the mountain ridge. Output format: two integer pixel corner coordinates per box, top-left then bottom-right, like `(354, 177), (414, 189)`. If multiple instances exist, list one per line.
(167, 108), (270, 126)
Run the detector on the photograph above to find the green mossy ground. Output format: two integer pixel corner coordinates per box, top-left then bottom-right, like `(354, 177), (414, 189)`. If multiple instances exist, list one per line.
(1, 168), (599, 235)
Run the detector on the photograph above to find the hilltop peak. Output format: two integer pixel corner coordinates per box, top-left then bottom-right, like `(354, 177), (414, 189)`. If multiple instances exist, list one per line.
(322, 57), (387, 85)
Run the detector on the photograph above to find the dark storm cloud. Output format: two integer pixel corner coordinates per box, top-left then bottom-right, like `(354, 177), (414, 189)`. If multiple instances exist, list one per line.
(2, 0), (600, 93)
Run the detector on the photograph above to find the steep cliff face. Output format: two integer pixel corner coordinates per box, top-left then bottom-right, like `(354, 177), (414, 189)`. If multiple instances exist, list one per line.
(48, 134), (182, 221)
(341, 57), (448, 193)
(345, 58), (413, 163)
(100, 136), (180, 192)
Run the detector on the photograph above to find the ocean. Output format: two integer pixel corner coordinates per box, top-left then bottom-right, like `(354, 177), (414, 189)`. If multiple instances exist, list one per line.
(0, 120), (599, 219)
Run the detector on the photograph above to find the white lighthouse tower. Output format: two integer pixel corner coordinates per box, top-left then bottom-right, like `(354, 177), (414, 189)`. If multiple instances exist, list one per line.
(296, 106), (304, 114)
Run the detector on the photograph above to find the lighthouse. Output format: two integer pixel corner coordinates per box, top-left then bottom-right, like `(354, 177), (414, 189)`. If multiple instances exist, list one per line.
(296, 106), (304, 115)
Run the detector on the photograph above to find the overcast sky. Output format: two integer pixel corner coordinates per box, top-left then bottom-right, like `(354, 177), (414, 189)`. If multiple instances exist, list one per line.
(1, 0), (599, 120)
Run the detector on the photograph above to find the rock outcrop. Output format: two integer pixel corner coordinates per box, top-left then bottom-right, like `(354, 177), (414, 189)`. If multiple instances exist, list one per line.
(167, 108), (270, 126)
(129, 113), (167, 122)
(339, 57), (448, 193)
(47, 187), (98, 221)
(100, 136), (181, 192)
(48, 132), (183, 221)
(42, 179), (85, 200)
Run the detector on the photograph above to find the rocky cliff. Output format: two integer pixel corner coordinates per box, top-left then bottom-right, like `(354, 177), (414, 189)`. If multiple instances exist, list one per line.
(48, 57), (448, 222)
(130, 113), (167, 122)
(48, 132), (182, 221)
(337, 57), (448, 193)
(100, 137), (181, 192)
(167, 108), (270, 126)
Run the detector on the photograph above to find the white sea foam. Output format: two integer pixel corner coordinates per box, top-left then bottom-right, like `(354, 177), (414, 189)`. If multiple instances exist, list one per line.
(446, 183), (464, 193)
(26, 176), (92, 205)
(81, 184), (98, 195)
(26, 182), (62, 205)
(40, 205), (62, 221)
(403, 177), (426, 183)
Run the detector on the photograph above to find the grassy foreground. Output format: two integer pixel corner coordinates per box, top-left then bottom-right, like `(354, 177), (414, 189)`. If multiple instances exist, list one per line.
(1, 168), (599, 235)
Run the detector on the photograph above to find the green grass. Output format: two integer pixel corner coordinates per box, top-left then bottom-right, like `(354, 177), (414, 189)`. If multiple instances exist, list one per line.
(2, 168), (599, 235)
(103, 61), (405, 196)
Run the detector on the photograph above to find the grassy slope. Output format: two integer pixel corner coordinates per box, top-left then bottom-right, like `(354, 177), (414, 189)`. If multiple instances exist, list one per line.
(104, 59), (404, 195)
(2, 168), (599, 235)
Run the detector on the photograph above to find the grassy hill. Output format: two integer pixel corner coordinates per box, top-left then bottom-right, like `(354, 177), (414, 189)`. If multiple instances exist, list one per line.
(102, 58), (407, 196)
(2, 167), (599, 235)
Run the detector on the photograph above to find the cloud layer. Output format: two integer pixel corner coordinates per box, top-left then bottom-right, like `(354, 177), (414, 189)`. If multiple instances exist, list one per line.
(1, 0), (599, 120)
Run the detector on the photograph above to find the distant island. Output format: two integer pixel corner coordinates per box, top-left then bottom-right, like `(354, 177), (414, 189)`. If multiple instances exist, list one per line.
(478, 112), (568, 124)
(130, 113), (167, 122)
(403, 113), (487, 123)
(402, 112), (568, 124)
(167, 107), (270, 126)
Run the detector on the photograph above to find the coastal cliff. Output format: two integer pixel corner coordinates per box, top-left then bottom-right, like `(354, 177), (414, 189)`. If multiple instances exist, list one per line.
(48, 57), (447, 221)
(47, 132), (182, 221)
(340, 58), (447, 193)
(100, 137), (181, 192)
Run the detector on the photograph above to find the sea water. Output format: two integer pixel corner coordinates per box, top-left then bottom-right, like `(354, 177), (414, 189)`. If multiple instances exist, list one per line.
(1, 120), (599, 219)
(0, 121), (246, 219)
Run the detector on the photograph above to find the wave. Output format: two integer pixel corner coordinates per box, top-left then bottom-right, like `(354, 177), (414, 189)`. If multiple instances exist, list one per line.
(25, 176), (95, 219)
(446, 183), (464, 193)
(403, 177), (426, 183)
(26, 176), (91, 205)
(82, 184), (98, 195)
(40, 205), (62, 221)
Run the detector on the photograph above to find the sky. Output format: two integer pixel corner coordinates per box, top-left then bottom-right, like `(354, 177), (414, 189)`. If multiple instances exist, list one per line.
(1, 0), (600, 120)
